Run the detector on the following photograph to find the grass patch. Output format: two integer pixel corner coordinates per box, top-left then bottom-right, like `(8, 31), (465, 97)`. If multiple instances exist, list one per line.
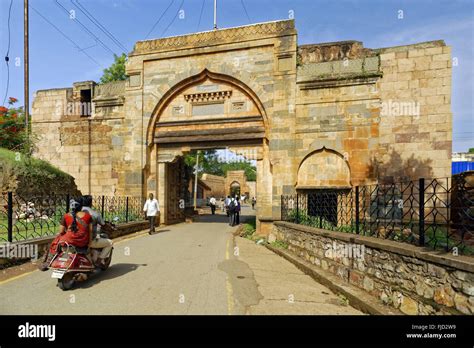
(270, 240), (289, 249)
(0, 148), (69, 179)
(240, 216), (257, 239)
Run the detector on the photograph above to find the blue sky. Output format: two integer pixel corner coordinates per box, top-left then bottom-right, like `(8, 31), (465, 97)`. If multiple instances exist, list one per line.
(1, 0), (473, 152)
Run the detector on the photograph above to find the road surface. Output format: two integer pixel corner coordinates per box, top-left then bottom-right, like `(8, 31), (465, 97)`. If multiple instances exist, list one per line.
(0, 206), (362, 315)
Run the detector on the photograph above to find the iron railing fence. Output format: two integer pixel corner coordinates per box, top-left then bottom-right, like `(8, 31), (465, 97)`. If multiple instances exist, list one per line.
(281, 175), (474, 256)
(0, 193), (145, 242)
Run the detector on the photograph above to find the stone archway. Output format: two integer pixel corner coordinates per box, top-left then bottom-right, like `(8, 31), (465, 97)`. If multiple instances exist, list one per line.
(145, 69), (270, 225)
(296, 148), (352, 189)
(229, 181), (241, 197)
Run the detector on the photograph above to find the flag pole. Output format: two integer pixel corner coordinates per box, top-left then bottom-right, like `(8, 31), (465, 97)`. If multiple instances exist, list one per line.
(213, 0), (217, 30)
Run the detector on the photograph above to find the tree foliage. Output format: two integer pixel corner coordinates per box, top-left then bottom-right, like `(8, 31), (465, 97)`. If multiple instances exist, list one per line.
(184, 150), (256, 181)
(0, 97), (28, 151)
(100, 53), (127, 84)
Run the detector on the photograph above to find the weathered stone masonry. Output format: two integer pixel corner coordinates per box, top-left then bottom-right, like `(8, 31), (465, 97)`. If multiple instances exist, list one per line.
(32, 20), (452, 231)
(272, 222), (474, 315)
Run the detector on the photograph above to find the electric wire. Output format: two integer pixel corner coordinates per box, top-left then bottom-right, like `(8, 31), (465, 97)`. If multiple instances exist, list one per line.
(241, 0), (251, 24)
(54, 0), (116, 56)
(29, 4), (102, 67)
(2, 0), (14, 106)
(197, 0), (205, 31)
(161, 0), (185, 37)
(145, 0), (175, 39)
(72, 0), (128, 53)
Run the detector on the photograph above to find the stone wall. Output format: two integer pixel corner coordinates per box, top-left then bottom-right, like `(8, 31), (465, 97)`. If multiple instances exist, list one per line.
(377, 41), (452, 181)
(271, 222), (474, 315)
(31, 20), (452, 232)
(32, 81), (127, 196)
(293, 40), (452, 190)
(201, 173), (225, 198)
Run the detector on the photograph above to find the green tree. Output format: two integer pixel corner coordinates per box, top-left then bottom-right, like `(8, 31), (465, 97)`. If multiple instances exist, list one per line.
(0, 97), (28, 151)
(184, 150), (224, 177)
(100, 53), (127, 84)
(183, 150), (256, 181)
(221, 161), (256, 181)
(469, 148), (474, 154)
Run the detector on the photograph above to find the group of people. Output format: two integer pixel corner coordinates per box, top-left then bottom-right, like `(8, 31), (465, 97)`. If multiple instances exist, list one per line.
(39, 195), (114, 271)
(207, 194), (257, 226)
(224, 195), (241, 226)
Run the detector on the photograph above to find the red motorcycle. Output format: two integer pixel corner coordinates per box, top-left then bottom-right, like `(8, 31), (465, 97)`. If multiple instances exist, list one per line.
(49, 223), (115, 290)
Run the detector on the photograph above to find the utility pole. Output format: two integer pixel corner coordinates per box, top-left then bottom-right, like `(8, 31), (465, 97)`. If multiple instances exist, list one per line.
(213, 0), (217, 30)
(193, 151), (200, 210)
(24, 0), (29, 141)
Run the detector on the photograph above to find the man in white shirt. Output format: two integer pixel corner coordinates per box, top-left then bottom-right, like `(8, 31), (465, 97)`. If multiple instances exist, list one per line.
(224, 195), (231, 217)
(143, 193), (160, 234)
(209, 196), (217, 215)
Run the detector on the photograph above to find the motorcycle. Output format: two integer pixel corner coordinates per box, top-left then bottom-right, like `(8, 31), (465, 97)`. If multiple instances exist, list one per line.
(49, 222), (115, 291)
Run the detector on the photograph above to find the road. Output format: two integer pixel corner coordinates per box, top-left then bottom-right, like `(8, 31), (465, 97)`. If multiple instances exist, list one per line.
(0, 206), (362, 315)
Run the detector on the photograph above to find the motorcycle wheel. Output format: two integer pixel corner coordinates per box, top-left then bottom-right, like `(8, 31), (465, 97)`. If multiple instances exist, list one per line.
(99, 248), (113, 270)
(57, 273), (75, 291)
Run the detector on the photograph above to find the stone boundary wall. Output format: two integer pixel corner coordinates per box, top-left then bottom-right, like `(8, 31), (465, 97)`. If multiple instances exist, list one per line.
(271, 221), (474, 315)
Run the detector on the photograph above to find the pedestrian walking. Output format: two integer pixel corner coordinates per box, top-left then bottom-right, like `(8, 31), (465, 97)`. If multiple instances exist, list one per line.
(251, 196), (256, 210)
(224, 195), (231, 217)
(143, 193), (160, 234)
(228, 197), (236, 226)
(209, 196), (217, 215)
(234, 196), (241, 225)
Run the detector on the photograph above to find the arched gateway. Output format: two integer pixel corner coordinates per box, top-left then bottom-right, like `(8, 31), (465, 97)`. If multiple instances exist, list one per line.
(145, 69), (268, 225)
(31, 19), (452, 236)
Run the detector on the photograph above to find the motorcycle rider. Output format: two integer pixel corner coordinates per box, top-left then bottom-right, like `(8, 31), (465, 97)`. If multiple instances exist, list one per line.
(39, 198), (93, 271)
(81, 195), (113, 267)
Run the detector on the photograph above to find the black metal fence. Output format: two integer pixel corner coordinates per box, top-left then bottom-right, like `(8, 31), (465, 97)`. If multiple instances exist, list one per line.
(281, 175), (474, 255)
(0, 193), (145, 242)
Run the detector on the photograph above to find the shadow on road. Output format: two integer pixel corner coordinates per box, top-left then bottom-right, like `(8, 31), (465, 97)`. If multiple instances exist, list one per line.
(79, 263), (147, 288)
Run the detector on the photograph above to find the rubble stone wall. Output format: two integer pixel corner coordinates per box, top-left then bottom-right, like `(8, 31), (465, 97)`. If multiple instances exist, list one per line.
(272, 221), (474, 315)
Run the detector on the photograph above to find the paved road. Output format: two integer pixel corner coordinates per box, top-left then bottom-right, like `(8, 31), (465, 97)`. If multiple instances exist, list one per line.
(0, 206), (362, 315)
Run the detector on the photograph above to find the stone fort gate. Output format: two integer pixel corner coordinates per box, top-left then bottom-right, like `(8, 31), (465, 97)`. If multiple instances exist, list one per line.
(32, 20), (452, 235)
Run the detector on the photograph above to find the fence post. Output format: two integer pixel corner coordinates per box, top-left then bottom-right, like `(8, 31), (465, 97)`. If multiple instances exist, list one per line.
(126, 197), (129, 223)
(7, 192), (13, 243)
(101, 195), (105, 218)
(66, 194), (70, 213)
(296, 194), (299, 224)
(419, 178), (425, 246)
(355, 186), (360, 234)
(281, 196), (284, 221)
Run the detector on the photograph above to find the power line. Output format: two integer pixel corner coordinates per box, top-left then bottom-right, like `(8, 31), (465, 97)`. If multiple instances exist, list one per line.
(241, 0), (251, 24)
(2, 0), (13, 106)
(197, 0), (205, 31)
(71, 0), (128, 53)
(145, 0), (175, 39)
(162, 0), (185, 37)
(54, 0), (116, 56)
(29, 5), (102, 67)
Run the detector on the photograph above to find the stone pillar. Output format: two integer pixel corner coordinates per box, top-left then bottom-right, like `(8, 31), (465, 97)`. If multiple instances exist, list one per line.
(256, 141), (273, 235)
(157, 161), (167, 225)
(146, 144), (158, 196)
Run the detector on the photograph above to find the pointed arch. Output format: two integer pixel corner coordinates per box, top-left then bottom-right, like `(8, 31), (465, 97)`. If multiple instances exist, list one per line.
(146, 69), (269, 146)
(297, 147), (352, 189)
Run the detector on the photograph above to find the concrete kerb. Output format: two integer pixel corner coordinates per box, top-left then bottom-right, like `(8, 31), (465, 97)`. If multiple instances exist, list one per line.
(265, 244), (403, 315)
